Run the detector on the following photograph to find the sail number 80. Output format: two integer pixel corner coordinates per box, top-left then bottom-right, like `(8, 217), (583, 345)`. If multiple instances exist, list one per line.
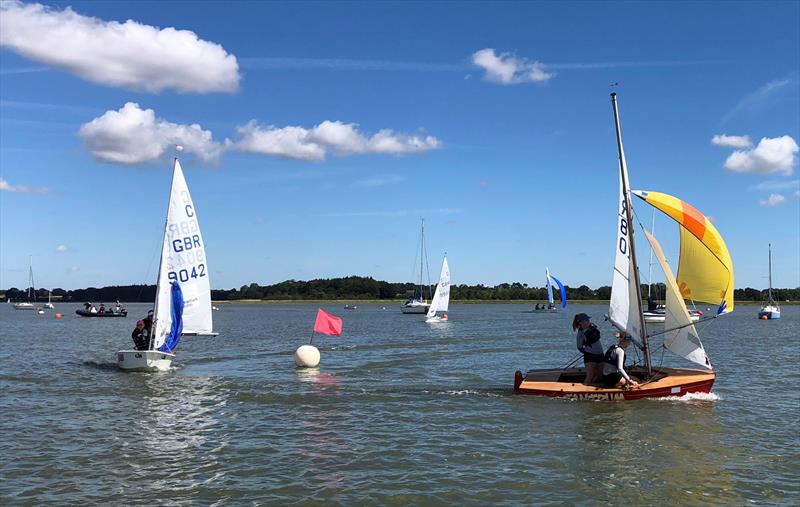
(168, 264), (206, 283)
(619, 218), (628, 255)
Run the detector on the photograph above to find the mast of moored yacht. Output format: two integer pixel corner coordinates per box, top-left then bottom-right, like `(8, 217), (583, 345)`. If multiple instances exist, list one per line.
(768, 243), (773, 305)
(610, 93), (652, 375)
(647, 210), (655, 299)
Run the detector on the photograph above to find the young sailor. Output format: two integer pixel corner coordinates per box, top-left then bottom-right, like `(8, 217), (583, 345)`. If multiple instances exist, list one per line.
(601, 333), (640, 388)
(573, 313), (604, 385)
(131, 320), (149, 351)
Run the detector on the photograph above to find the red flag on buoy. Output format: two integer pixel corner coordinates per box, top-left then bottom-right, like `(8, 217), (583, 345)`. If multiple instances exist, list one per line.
(313, 308), (343, 336)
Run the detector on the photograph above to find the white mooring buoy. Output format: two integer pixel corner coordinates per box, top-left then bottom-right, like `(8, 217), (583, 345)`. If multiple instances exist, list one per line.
(294, 344), (320, 368)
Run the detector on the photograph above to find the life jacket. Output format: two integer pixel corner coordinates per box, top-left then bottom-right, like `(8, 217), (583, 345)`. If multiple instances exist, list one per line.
(604, 344), (622, 366)
(582, 325), (601, 346)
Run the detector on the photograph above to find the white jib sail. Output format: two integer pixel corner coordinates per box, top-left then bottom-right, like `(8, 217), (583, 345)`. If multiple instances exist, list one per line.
(608, 155), (643, 340)
(426, 256), (450, 318)
(152, 159), (213, 349)
(545, 267), (554, 306)
(643, 230), (712, 369)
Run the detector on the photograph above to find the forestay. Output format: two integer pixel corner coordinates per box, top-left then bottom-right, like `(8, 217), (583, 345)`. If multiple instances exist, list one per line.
(151, 159), (213, 350)
(643, 230), (712, 369)
(427, 256), (450, 318)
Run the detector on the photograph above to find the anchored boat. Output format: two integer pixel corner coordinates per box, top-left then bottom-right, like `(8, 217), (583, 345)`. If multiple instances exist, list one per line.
(117, 157), (216, 372)
(401, 218), (432, 314)
(515, 93), (733, 400)
(758, 244), (780, 320)
(13, 257), (37, 310)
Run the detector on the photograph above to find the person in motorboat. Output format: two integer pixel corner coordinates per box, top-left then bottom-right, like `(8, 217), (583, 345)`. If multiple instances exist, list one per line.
(573, 313), (604, 385)
(89, 304), (98, 313)
(98, 303), (106, 314)
(114, 300), (124, 313)
(84, 302), (91, 311)
(131, 320), (149, 351)
(600, 333), (640, 389)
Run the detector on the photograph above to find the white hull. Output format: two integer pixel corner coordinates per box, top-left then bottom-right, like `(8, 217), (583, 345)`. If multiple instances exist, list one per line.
(425, 315), (449, 323)
(117, 350), (175, 371)
(401, 301), (430, 314)
(643, 311), (700, 323)
(759, 305), (780, 319)
(13, 303), (35, 310)
(44, 303), (55, 309)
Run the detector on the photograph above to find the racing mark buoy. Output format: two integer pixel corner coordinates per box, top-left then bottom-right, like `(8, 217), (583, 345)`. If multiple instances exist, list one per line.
(294, 344), (320, 368)
(54, 313), (63, 319)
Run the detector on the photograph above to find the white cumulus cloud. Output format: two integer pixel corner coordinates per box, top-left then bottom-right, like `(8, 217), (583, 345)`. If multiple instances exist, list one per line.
(0, 1), (240, 93)
(711, 134), (752, 148)
(724, 136), (799, 176)
(759, 193), (786, 207)
(55, 244), (68, 253)
(471, 48), (554, 85)
(228, 120), (441, 161)
(79, 103), (223, 165)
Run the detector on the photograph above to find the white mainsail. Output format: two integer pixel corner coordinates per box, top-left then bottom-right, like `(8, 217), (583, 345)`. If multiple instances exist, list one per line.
(608, 163), (643, 341)
(151, 159), (213, 350)
(643, 230), (712, 369)
(426, 256), (450, 318)
(545, 267), (554, 306)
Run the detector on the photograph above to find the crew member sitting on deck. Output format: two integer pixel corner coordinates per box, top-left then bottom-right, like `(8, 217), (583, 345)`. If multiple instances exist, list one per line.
(131, 320), (149, 350)
(573, 313), (604, 385)
(601, 333), (640, 388)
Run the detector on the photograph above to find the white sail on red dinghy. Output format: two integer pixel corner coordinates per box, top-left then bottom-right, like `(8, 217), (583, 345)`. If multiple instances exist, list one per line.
(401, 218), (432, 314)
(533, 267), (567, 312)
(13, 257), (37, 310)
(117, 158), (215, 372)
(758, 244), (781, 320)
(514, 93), (732, 400)
(426, 255), (451, 323)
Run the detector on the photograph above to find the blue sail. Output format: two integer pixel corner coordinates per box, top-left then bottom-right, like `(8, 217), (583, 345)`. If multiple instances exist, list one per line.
(158, 282), (184, 353)
(550, 275), (567, 309)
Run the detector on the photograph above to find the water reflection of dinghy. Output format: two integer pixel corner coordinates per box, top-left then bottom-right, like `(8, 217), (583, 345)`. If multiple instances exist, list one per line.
(515, 94), (732, 400)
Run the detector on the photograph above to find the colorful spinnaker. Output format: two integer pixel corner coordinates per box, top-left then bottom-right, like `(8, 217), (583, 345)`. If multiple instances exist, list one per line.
(632, 190), (734, 314)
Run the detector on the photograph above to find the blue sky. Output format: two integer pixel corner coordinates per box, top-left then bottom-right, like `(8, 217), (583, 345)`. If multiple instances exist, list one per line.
(1, 0), (798, 291)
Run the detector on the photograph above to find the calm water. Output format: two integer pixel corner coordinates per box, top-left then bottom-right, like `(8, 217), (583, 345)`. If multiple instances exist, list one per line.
(1, 302), (797, 505)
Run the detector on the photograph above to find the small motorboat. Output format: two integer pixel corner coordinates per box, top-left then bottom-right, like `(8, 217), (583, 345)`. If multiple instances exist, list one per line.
(344, 304), (358, 310)
(76, 309), (128, 317)
(13, 302), (35, 310)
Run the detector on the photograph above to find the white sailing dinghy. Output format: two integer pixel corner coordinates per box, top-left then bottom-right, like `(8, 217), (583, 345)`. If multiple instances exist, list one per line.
(533, 267), (566, 312)
(515, 93), (732, 400)
(117, 158), (215, 372)
(758, 243), (781, 319)
(426, 255), (451, 323)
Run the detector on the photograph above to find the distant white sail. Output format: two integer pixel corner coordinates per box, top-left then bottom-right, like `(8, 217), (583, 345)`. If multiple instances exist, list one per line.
(152, 159), (213, 349)
(545, 266), (554, 306)
(608, 139), (643, 340)
(426, 256), (450, 318)
(643, 230), (712, 370)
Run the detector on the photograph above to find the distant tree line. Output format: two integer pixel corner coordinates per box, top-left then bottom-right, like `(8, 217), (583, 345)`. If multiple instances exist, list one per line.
(3, 277), (799, 302)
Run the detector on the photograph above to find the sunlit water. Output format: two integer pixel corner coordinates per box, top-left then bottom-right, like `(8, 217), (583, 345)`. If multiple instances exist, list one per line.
(1, 302), (797, 505)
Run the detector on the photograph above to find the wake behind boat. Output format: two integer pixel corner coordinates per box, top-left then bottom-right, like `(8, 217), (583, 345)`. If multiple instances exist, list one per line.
(117, 157), (215, 372)
(515, 93), (733, 400)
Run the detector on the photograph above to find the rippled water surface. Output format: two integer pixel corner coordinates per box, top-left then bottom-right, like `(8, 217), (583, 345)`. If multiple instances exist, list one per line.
(1, 302), (798, 505)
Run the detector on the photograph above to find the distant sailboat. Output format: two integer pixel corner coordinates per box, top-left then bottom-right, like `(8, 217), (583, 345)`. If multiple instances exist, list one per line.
(13, 257), (36, 310)
(426, 255), (450, 323)
(516, 93), (729, 400)
(44, 290), (55, 310)
(534, 267), (566, 312)
(401, 218), (432, 314)
(758, 244), (781, 320)
(117, 157), (215, 371)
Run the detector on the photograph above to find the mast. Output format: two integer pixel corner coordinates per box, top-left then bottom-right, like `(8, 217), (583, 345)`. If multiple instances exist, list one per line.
(420, 218), (425, 300)
(611, 93), (652, 374)
(768, 243), (773, 305)
(29, 255), (35, 302)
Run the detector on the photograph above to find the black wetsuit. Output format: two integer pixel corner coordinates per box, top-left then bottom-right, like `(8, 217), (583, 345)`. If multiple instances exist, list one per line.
(131, 328), (149, 351)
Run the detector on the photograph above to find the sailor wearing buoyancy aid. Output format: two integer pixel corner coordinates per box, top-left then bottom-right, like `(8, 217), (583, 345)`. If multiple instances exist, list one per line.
(601, 333), (640, 388)
(573, 313), (604, 385)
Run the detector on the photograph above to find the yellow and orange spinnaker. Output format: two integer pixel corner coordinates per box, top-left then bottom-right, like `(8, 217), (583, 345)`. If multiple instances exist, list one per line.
(632, 190), (734, 313)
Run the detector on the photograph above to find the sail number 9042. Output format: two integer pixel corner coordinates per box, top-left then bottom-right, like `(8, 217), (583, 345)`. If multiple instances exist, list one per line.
(168, 264), (206, 283)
